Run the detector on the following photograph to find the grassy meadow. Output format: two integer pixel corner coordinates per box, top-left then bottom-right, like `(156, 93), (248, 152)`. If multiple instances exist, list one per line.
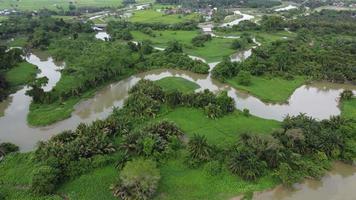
(131, 30), (237, 62)
(155, 77), (200, 93)
(5, 62), (38, 87)
(130, 9), (199, 24)
(227, 76), (306, 103)
(0, 0), (124, 11)
(341, 97), (356, 119)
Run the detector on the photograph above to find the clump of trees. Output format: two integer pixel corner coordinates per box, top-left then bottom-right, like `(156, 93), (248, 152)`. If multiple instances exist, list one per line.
(112, 158), (160, 200)
(340, 90), (354, 101)
(211, 57), (240, 82)
(184, 114), (356, 183)
(107, 20), (198, 33)
(0, 142), (19, 159)
(0, 46), (24, 101)
(191, 34), (212, 47)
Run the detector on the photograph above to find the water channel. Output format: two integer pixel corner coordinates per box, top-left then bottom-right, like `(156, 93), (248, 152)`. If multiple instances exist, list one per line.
(0, 9), (355, 200)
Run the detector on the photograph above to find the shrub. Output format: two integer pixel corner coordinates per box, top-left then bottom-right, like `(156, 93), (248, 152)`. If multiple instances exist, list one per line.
(229, 148), (267, 181)
(211, 57), (240, 82)
(187, 134), (212, 166)
(237, 70), (252, 86)
(204, 103), (223, 119)
(112, 158), (160, 200)
(204, 161), (222, 176)
(121, 121), (183, 159)
(192, 34), (212, 47)
(274, 162), (302, 186)
(30, 165), (60, 195)
(242, 108), (250, 117)
(340, 90), (353, 101)
(0, 142), (19, 155)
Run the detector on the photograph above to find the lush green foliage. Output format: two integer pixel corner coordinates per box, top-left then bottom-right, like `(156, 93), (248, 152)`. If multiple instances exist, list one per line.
(112, 158), (161, 200)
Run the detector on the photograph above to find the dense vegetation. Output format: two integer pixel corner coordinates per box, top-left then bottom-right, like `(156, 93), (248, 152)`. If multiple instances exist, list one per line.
(1, 2), (356, 200)
(0, 46), (27, 100)
(213, 10), (356, 85)
(1, 78), (355, 199)
(156, 0), (281, 8)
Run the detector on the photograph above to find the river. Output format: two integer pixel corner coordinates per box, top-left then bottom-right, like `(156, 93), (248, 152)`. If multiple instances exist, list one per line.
(252, 162), (356, 200)
(1, 8), (356, 200)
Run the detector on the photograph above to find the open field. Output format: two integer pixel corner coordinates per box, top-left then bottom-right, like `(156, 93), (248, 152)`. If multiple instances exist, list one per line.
(341, 98), (356, 119)
(5, 62), (38, 87)
(0, 0), (124, 11)
(227, 76), (306, 103)
(131, 30), (237, 62)
(215, 30), (297, 46)
(156, 77), (200, 93)
(130, 9), (199, 24)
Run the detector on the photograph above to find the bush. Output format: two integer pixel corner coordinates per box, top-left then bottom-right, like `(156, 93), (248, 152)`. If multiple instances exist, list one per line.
(211, 57), (240, 82)
(204, 161), (222, 176)
(187, 134), (212, 166)
(242, 108), (250, 117)
(205, 103), (223, 119)
(274, 162), (302, 186)
(192, 34), (212, 47)
(112, 158), (160, 200)
(229, 148), (267, 181)
(340, 90), (353, 101)
(121, 121), (183, 159)
(0, 142), (19, 155)
(30, 165), (60, 195)
(0, 192), (5, 200)
(237, 71), (252, 86)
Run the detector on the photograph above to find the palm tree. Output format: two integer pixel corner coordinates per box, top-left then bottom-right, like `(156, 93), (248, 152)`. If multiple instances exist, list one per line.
(188, 134), (212, 163)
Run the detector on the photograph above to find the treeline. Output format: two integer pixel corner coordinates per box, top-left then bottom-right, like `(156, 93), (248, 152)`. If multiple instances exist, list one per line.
(213, 36), (356, 83)
(213, 10), (356, 83)
(216, 10), (356, 35)
(28, 79), (234, 198)
(107, 20), (198, 34)
(26, 38), (209, 104)
(0, 46), (24, 100)
(289, 10), (356, 36)
(156, 0), (281, 8)
(0, 15), (93, 48)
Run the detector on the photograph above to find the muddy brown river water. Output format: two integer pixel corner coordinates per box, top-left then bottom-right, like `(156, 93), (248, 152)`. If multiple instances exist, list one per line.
(1, 13), (356, 198)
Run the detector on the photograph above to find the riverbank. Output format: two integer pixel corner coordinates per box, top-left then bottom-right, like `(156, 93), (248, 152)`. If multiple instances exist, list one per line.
(1, 77), (354, 200)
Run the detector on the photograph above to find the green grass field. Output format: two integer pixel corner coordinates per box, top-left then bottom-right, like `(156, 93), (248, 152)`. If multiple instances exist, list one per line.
(157, 107), (280, 147)
(155, 77), (200, 93)
(341, 98), (356, 119)
(5, 62), (38, 87)
(215, 30), (296, 46)
(28, 97), (79, 126)
(131, 30), (237, 62)
(0, 152), (62, 200)
(0, 0), (123, 11)
(6, 37), (28, 47)
(227, 76), (306, 103)
(130, 9), (199, 24)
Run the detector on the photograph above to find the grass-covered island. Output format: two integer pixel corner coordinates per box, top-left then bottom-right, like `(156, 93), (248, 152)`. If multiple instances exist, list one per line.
(0, 1), (356, 200)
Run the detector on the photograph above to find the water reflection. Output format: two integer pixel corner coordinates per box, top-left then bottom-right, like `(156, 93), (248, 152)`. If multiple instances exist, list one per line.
(253, 162), (356, 200)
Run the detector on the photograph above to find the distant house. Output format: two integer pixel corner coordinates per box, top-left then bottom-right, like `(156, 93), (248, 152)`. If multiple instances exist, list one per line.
(136, 4), (150, 11)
